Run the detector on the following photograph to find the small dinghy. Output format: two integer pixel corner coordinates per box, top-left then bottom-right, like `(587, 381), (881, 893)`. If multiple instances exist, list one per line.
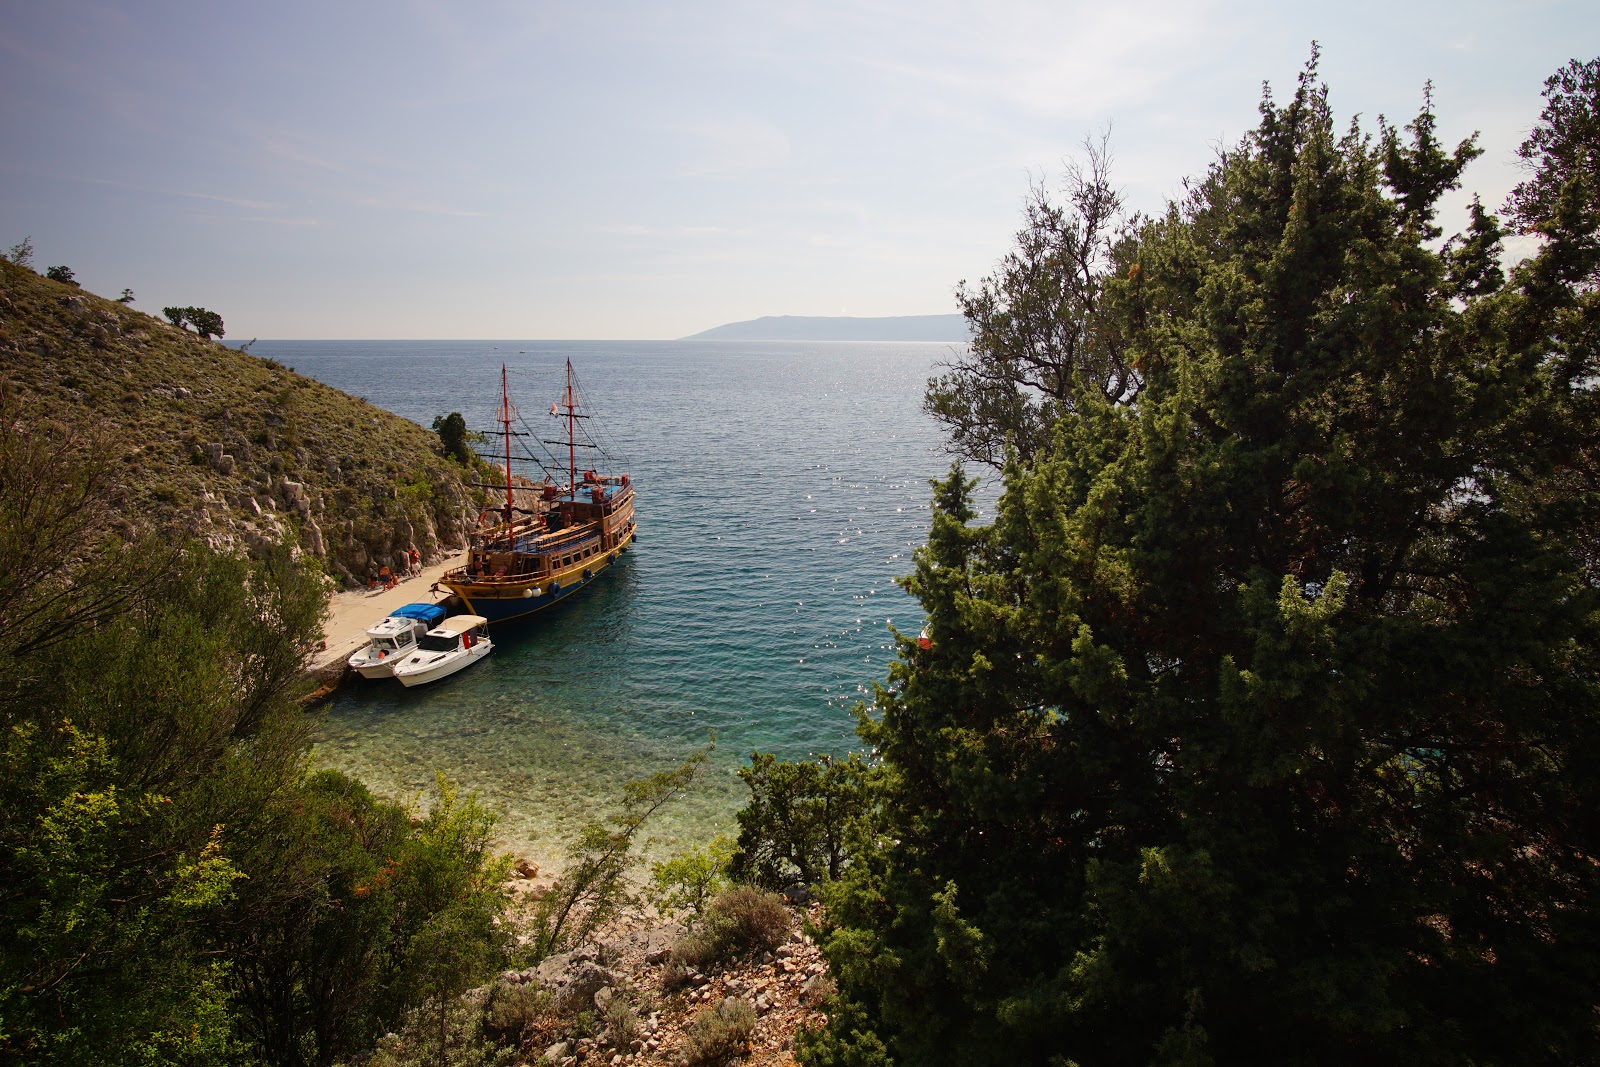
(389, 614), (493, 688)
(348, 602), (448, 678)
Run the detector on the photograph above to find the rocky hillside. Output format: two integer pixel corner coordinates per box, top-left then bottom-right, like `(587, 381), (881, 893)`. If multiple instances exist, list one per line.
(0, 259), (488, 585)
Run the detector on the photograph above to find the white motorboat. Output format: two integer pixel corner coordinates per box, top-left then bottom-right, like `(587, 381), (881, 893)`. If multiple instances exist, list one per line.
(348, 602), (448, 678)
(390, 614), (493, 687)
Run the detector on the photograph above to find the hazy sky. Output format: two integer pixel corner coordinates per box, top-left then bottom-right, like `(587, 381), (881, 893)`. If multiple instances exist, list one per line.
(1, 1), (1592, 339)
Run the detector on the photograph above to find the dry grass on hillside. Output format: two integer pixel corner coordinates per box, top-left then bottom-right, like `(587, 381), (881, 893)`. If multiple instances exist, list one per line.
(0, 260), (490, 584)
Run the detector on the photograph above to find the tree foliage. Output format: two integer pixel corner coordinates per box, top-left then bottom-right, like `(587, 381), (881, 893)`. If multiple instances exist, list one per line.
(161, 305), (225, 340)
(926, 133), (1138, 470)
(432, 411), (473, 465)
(44, 265), (76, 286)
(730, 751), (875, 889)
(650, 833), (735, 918)
(807, 54), (1600, 1066)
(0, 396), (512, 1065)
(6, 235), (34, 269)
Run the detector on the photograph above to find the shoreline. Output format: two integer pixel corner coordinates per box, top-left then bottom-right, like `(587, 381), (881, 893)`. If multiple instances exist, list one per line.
(308, 550), (469, 673)
(303, 549), (567, 873)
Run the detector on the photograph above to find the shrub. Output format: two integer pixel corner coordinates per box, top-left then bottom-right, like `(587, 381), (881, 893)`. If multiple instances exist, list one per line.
(660, 956), (692, 992)
(6, 235), (33, 268)
(362, 996), (516, 1067)
(672, 887), (791, 969)
(483, 980), (551, 1044)
(648, 833), (734, 918)
(604, 995), (643, 1048)
(682, 997), (756, 1065)
(731, 752), (874, 889)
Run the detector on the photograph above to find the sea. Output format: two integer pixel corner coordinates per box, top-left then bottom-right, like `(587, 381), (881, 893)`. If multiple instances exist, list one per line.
(246, 339), (981, 868)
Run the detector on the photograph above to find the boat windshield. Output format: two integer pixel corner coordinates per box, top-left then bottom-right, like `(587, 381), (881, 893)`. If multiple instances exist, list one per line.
(417, 633), (459, 653)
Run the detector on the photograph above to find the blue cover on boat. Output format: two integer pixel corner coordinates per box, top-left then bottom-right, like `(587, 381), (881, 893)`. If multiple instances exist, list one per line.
(391, 602), (447, 624)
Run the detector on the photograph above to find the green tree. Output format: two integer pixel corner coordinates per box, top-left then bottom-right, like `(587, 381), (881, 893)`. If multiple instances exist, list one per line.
(806, 55), (1600, 1066)
(117, 288), (135, 304)
(432, 412), (473, 465)
(730, 751), (874, 889)
(0, 538), (325, 1065)
(44, 265), (77, 286)
(0, 393), (512, 1065)
(186, 307), (225, 340)
(159, 306), (224, 339)
(649, 833), (735, 918)
(925, 134), (1137, 470)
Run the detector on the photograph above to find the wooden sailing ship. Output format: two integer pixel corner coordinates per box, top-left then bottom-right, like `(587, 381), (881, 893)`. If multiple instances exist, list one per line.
(436, 360), (635, 625)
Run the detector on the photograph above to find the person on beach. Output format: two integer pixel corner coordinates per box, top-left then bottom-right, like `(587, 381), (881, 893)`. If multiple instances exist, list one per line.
(408, 545), (420, 574)
(379, 564), (395, 590)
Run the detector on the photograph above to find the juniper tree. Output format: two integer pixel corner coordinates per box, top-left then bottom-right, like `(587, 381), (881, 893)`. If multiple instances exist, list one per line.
(806, 54), (1600, 1067)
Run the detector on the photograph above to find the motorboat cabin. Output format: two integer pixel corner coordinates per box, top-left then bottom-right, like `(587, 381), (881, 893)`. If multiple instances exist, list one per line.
(390, 614), (493, 688)
(348, 602), (448, 678)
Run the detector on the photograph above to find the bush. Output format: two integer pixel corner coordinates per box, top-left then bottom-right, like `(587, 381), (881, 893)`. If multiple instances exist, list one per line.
(648, 833), (733, 918)
(672, 887), (791, 969)
(731, 752), (874, 889)
(660, 956), (692, 992)
(682, 997), (756, 1065)
(604, 995), (643, 1048)
(483, 980), (551, 1044)
(432, 411), (473, 465)
(361, 995), (515, 1067)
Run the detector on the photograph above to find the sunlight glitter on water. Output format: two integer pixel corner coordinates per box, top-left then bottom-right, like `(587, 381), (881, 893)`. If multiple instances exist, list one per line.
(259, 339), (977, 868)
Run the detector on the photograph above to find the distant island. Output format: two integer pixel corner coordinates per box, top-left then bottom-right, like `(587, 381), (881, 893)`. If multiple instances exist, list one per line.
(684, 313), (970, 342)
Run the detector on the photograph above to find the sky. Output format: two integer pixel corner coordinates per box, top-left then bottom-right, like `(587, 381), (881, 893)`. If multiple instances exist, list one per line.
(0, 1), (1593, 339)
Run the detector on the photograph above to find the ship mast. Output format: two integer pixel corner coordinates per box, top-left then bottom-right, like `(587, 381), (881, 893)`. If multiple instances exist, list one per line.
(500, 363), (515, 528)
(564, 358), (577, 490)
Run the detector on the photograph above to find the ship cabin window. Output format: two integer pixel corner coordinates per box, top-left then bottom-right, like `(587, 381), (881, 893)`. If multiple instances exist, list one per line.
(417, 632), (459, 653)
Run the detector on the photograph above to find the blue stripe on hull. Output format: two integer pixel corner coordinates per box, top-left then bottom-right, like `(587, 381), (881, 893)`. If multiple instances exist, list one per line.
(454, 567), (607, 626)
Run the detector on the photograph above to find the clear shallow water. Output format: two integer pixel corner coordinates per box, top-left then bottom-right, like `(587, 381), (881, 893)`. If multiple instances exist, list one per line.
(250, 340), (976, 865)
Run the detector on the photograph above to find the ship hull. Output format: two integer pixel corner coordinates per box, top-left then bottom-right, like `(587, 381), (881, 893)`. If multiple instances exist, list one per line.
(441, 529), (633, 626)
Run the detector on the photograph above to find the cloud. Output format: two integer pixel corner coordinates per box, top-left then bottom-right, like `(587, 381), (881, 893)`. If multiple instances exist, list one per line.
(874, 1), (1206, 120)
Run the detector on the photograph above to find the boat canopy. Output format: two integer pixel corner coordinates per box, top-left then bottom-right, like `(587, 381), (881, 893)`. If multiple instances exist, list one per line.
(392, 603), (448, 624)
(435, 614), (489, 635)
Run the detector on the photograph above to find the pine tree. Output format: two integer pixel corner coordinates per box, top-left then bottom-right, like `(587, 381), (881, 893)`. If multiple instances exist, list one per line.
(806, 54), (1600, 1066)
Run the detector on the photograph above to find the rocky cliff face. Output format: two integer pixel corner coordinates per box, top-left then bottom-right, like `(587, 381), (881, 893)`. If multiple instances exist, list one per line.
(0, 260), (487, 585)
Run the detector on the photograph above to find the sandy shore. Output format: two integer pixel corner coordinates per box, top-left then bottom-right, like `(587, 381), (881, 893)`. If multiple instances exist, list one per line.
(309, 550), (468, 672)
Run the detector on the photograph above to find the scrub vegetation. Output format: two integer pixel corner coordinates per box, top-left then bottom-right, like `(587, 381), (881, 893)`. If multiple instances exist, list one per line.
(0, 411), (513, 1066)
(0, 259), (488, 585)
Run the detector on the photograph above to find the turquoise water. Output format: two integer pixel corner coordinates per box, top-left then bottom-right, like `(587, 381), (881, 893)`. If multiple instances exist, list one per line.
(252, 340), (975, 865)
